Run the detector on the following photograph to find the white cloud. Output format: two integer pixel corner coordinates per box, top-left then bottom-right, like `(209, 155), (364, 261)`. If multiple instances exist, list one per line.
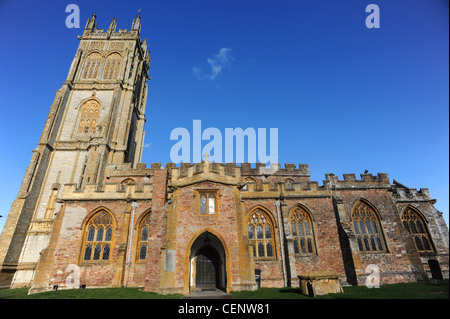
(143, 143), (152, 148)
(193, 48), (233, 80)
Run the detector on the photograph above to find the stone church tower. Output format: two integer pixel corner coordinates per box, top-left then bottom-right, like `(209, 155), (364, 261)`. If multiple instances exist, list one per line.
(0, 14), (448, 295)
(0, 13), (150, 288)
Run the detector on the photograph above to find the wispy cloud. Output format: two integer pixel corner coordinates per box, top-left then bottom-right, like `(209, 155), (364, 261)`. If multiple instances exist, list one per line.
(143, 143), (152, 148)
(193, 48), (233, 80)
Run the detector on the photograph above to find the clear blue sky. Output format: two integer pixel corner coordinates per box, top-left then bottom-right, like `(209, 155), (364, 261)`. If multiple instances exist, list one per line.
(0, 0), (448, 232)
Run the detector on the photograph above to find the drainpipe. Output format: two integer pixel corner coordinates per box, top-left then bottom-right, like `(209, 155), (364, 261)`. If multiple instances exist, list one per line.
(125, 201), (138, 287)
(275, 200), (287, 287)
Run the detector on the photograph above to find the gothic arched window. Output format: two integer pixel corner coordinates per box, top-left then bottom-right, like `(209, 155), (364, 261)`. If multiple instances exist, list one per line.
(82, 52), (102, 80)
(137, 213), (151, 261)
(103, 53), (122, 80)
(351, 200), (386, 253)
(290, 205), (316, 255)
(402, 206), (434, 252)
(248, 210), (275, 259)
(81, 210), (114, 263)
(78, 99), (100, 134)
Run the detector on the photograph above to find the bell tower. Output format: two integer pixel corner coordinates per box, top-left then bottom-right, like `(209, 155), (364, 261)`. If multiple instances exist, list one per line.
(0, 14), (150, 287)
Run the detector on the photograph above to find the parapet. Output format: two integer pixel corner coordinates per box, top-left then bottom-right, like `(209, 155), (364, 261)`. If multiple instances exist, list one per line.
(390, 180), (434, 202)
(61, 181), (153, 201)
(240, 163), (310, 176)
(323, 172), (390, 189)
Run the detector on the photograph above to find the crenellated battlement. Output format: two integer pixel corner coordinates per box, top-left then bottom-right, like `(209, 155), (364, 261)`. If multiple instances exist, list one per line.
(323, 172), (390, 189)
(61, 180), (153, 201)
(390, 180), (434, 203)
(163, 162), (309, 176)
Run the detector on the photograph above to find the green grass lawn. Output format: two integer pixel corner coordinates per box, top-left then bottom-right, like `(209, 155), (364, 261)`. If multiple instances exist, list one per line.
(0, 280), (447, 299)
(231, 280), (449, 299)
(0, 287), (183, 299)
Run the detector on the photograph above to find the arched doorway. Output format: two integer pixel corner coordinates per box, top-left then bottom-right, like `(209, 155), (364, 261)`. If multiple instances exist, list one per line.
(189, 231), (226, 292)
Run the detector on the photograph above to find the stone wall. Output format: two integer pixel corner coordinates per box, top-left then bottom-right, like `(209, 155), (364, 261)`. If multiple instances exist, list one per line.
(20, 163), (449, 294)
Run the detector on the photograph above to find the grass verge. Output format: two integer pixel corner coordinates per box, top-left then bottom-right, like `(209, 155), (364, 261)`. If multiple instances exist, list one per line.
(0, 280), (447, 299)
(231, 280), (449, 299)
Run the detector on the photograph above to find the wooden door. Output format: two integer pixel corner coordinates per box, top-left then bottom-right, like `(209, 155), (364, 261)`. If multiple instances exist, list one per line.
(196, 246), (219, 289)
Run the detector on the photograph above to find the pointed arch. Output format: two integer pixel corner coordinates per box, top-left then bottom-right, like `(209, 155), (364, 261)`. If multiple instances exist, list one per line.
(80, 207), (115, 263)
(77, 99), (100, 135)
(81, 52), (103, 79)
(184, 228), (232, 293)
(289, 204), (316, 255)
(246, 206), (277, 259)
(102, 52), (122, 80)
(401, 205), (434, 252)
(246, 205), (277, 225)
(351, 199), (387, 253)
(135, 209), (151, 261)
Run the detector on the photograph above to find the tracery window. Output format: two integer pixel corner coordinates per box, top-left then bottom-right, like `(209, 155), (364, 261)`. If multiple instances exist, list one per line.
(351, 200), (386, 253)
(290, 205), (316, 255)
(137, 213), (151, 261)
(82, 210), (114, 263)
(78, 99), (100, 134)
(402, 206), (434, 252)
(102, 53), (122, 80)
(248, 210), (275, 259)
(82, 52), (102, 79)
(198, 191), (217, 215)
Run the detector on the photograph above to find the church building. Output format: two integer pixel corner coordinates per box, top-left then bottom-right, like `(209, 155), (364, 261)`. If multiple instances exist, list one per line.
(0, 15), (448, 295)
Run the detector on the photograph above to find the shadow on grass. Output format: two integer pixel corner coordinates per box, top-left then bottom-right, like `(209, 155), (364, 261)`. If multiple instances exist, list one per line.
(231, 280), (449, 299)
